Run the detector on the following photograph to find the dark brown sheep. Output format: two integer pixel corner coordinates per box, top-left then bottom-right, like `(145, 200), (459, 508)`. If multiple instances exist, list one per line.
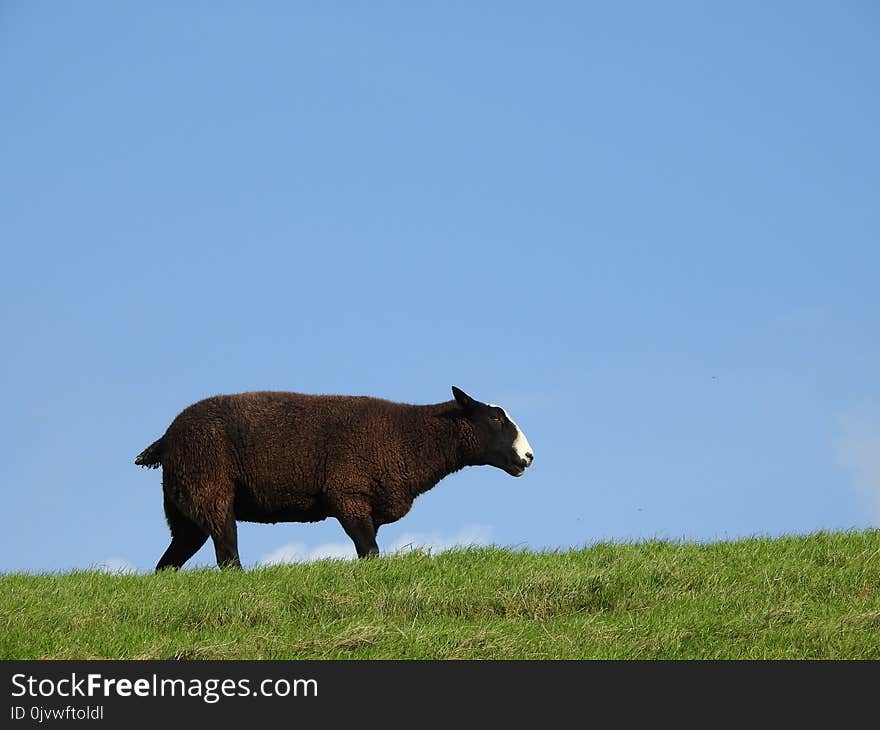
(136, 387), (534, 570)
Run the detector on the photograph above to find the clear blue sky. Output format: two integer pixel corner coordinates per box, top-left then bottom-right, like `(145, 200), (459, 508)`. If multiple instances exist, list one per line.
(2, 2), (878, 572)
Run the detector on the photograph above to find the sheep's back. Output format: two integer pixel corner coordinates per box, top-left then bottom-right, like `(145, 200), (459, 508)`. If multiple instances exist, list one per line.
(164, 391), (402, 492)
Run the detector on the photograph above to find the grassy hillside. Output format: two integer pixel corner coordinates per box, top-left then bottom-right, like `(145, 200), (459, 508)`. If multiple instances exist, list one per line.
(3, 530), (880, 659)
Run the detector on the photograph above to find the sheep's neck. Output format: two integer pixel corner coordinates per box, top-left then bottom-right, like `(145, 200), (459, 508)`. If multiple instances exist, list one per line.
(403, 405), (470, 500)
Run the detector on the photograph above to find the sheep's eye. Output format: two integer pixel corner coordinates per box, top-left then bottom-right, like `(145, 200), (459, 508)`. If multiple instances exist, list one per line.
(489, 412), (502, 422)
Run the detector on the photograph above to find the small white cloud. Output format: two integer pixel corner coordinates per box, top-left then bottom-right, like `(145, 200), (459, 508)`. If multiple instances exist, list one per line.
(258, 525), (493, 565)
(837, 415), (880, 521)
(259, 542), (356, 565)
(95, 557), (137, 574)
(388, 524), (493, 555)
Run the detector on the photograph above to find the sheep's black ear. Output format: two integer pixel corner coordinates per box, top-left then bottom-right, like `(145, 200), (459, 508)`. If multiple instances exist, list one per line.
(452, 386), (478, 411)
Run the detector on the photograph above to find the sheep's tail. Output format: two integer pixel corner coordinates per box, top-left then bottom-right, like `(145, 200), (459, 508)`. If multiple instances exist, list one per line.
(135, 436), (165, 468)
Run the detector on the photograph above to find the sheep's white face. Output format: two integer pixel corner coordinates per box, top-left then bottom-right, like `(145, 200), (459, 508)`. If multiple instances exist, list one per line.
(452, 386), (535, 477)
(487, 404), (534, 476)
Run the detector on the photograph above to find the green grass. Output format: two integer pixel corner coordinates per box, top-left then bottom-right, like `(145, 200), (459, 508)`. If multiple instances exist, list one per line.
(3, 530), (880, 659)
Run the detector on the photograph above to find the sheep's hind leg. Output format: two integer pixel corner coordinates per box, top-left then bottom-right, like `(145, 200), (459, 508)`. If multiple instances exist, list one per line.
(338, 514), (380, 558)
(209, 511), (242, 569)
(156, 498), (209, 572)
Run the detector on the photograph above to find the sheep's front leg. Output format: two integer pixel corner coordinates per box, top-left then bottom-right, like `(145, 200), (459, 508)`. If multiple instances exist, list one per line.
(338, 513), (380, 558)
